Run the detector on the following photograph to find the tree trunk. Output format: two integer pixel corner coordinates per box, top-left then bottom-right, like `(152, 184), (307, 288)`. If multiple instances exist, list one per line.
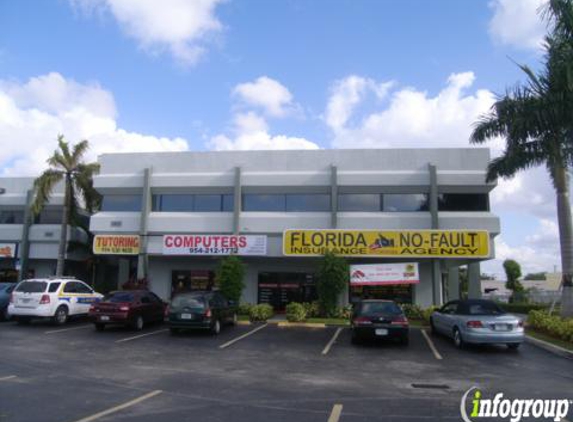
(55, 176), (70, 276)
(554, 165), (573, 317)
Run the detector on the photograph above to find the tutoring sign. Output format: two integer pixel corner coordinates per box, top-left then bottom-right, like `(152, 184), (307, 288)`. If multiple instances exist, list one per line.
(350, 263), (420, 286)
(283, 229), (490, 258)
(93, 235), (140, 255)
(163, 235), (267, 256)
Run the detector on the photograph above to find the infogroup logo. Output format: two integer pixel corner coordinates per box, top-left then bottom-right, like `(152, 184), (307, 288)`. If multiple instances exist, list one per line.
(460, 387), (571, 422)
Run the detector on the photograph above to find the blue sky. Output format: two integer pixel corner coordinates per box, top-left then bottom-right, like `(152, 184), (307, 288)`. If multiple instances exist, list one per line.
(0, 0), (560, 277)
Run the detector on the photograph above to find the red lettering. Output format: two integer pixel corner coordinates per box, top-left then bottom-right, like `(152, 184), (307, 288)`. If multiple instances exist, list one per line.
(238, 236), (247, 248)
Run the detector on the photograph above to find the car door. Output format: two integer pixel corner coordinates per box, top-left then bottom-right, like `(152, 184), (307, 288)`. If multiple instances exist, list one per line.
(65, 281), (96, 315)
(438, 301), (459, 337)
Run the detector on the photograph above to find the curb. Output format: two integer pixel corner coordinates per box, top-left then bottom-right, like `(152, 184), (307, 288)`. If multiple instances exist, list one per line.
(277, 322), (326, 328)
(525, 335), (573, 359)
(236, 320), (251, 326)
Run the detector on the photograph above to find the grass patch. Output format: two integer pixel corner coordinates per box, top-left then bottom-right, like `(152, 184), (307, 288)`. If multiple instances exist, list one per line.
(238, 314), (250, 322)
(306, 317), (350, 326)
(526, 328), (573, 352)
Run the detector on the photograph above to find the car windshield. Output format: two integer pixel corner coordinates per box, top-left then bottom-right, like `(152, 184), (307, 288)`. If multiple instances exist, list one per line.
(105, 292), (135, 303)
(465, 302), (505, 316)
(171, 295), (206, 309)
(359, 302), (402, 315)
(15, 281), (47, 293)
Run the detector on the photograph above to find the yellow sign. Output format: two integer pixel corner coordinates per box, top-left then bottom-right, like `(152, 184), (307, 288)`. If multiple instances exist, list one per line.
(93, 235), (140, 255)
(283, 230), (490, 258)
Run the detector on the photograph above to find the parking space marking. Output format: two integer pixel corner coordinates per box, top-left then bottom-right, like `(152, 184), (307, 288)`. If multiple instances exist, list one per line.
(322, 327), (343, 356)
(45, 324), (92, 334)
(219, 323), (268, 349)
(0, 375), (17, 381)
(421, 329), (443, 360)
(71, 390), (162, 422)
(327, 404), (343, 422)
(115, 329), (168, 343)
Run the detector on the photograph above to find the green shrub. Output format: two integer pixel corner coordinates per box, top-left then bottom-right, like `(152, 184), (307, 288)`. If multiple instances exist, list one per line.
(528, 310), (573, 343)
(316, 252), (349, 317)
(401, 304), (438, 324)
(302, 301), (320, 318)
(216, 256), (245, 303)
(334, 305), (353, 319)
(286, 302), (307, 322)
(498, 302), (547, 314)
(237, 303), (253, 316)
(249, 304), (274, 322)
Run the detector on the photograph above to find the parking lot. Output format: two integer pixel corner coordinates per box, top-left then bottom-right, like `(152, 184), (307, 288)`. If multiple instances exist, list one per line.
(0, 319), (572, 422)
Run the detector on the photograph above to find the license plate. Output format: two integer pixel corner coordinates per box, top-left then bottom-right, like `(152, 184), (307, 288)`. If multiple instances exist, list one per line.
(100, 316), (110, 321)
(375, 328), (388, 336)
(495, 324), (510, 331)
(181, 313), (193, 320)
(21, 298), (31, 303)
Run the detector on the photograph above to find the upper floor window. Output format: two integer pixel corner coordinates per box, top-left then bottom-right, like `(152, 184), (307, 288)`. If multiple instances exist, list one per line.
(383, 194), (429, 212)
(34, 208), (63, 224)
(152, 194), (234, 212)
(338, 194), (380, 212)
(101, 195), (142, 212)
(242, 194), (331, 212)
(286, 194), (330, 212)
(0, 210), (24, 224)
(438, 194), (489, 212)
(243, 194), (285, 212)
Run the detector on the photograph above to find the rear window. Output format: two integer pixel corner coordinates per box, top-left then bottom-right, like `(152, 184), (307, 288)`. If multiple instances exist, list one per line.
(171, 295), (206, 309)
(15, 281), (47, 293)
(359, 302), (402, 315)
(464, 302), (505, 316)
(105, 292), (135, 303)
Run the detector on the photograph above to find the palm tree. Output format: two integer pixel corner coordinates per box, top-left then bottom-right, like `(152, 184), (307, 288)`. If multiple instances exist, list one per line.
(470, 0), (573, 317)
(32, 135), (101, 276)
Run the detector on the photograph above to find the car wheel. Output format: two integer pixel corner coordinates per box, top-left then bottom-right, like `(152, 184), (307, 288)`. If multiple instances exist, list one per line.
(453, 327), (464, 349)
(507, 343), (520, 350)
(211, 319), (221, 335)
(2, 306), (10, 321)
(95, 323), (105, 332)
(133, 315), (144, 331)
(53, 306), (68, 326)
(169, 327), (179, 335)
(17, 316), (31, 325)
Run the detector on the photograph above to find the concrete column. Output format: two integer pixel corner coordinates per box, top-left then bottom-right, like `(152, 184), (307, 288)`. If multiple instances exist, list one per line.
(18, 189), (34, 281)
(118, 258), (130, 290)
(137, 167), (151, 280)
(330, 165), (338, 229)
(447, 266), (460, 301)
(428, 163), (443, 306)
(233, 166), (242, 234)
(468, 262), (482, 299)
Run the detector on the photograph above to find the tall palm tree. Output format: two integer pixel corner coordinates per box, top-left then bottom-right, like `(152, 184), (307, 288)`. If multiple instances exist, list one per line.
(32, 135), (101, 276)
(470, 0), (573, 317)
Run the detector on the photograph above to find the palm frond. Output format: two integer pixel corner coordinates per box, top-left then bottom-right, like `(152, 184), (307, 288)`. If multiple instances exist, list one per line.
(71, 140), (90, 168)
(31, 169), (64, 215)
(485, 146), (546, 182)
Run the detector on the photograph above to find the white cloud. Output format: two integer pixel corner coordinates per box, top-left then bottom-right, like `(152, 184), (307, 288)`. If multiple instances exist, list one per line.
(70, 0), (224, 65)
(0, 73), (188, 176)
(233, 76), (297, 117)
(327, 72), (498, 150)
(488, 0), (548, 50)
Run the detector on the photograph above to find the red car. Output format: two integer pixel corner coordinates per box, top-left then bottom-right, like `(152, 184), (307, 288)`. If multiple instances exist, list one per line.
(89, 290), (166, 331)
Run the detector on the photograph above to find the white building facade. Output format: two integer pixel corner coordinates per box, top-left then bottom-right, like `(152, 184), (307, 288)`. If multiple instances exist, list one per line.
(89, 148), (500, 308)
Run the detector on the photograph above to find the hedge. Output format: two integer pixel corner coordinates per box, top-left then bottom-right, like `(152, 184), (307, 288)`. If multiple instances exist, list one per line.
(498, 303), (548, 314)
(285, 303), (307, 322)
(528, 310), (573, 343)
(248, 304), (274, 322)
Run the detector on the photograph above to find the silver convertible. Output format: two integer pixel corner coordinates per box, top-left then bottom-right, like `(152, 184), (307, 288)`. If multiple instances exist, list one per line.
(429, 299), (524, 350)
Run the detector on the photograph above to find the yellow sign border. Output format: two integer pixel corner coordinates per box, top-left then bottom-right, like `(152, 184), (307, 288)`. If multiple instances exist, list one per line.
(93, 235), (140, 255)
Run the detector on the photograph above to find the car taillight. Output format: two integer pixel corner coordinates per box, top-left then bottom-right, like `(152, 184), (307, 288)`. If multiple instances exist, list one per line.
(119, 305), (130, 312)
(204, 308), (212, 318)
(391, 316), (409, 326)
(353, 316), (372, 325)
(467, 320), (483, 328)
(39, 294), (50, 305)
(89, 305), (96, 312)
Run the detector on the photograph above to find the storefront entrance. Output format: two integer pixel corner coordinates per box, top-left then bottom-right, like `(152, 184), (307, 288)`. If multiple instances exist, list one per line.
(257, 272), (317, 311)
(171, 270), (215, 297)
(349, 284), (413, 304)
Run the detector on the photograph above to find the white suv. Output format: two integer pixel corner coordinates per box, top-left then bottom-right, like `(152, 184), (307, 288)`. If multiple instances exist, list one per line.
(8, 278), (103, 325)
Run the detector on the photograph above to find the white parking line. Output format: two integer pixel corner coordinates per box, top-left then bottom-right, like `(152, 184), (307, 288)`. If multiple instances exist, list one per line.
(0, 375), (17, 381)
(45, 324), (92, 334)
(115, 329), (168, 343)
(71, 390), (162, 422)
(421, 329), (443, 360)
(327, 404), (343, 422)
(322, 327), (343, 356)
(219, 323), (268, 349)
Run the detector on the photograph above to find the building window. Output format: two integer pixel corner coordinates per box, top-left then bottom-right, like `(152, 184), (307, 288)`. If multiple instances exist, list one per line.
(34, 208), (63, 224)
(383, 194), (429, 212)
(338, 194), (381, 212)
(101, 195), (142, 212)
(243, 194), (286, 212)
(286, 194), (330, 212)
(152, 194), (234, 212)
(0, 210), (24, 224)
(438, 194), (489, 211)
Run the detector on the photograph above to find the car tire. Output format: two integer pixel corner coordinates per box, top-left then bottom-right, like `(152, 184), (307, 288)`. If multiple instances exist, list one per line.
(453, 327), (465, 349)
(169, 327), (179, 335)
(1, 306), (10, 321)
(507, 343), (520, 350)
(17, 316), (31, 325)
(211, 319), (221, 335)
(133, 315), (144, 331)
(95, 323), (105, 332)
(53, 306), (68, 326)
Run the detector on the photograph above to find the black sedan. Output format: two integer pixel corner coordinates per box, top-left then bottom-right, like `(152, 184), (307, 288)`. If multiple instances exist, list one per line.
(351, 300), (409, 345)
(167, 291), (237, 335)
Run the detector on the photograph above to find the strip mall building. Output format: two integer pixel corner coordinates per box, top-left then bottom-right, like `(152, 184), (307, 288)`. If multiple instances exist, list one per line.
(89, 148), (500, 308)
